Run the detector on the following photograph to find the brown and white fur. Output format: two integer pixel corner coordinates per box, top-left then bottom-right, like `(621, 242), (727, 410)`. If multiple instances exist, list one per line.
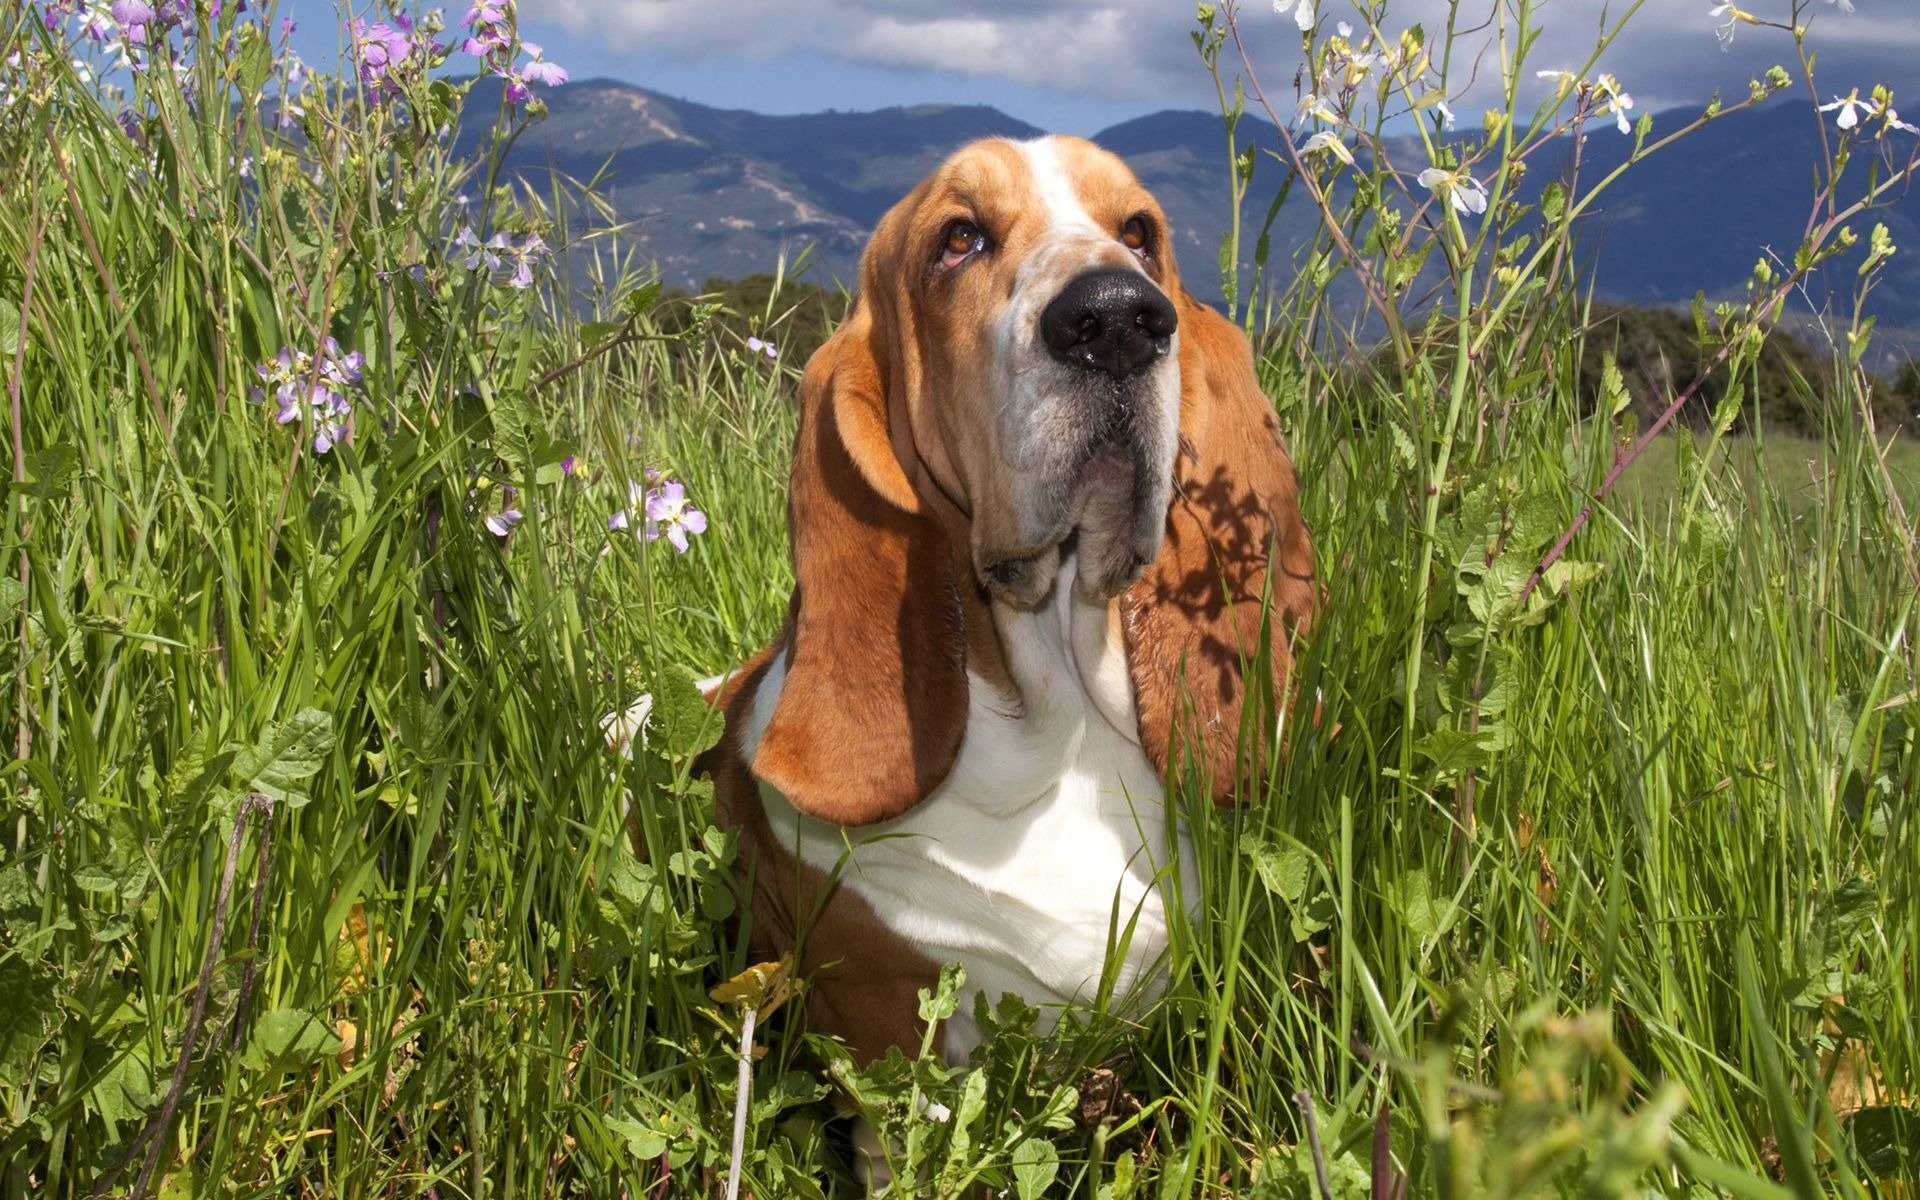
(704, 135), (1317, 1067)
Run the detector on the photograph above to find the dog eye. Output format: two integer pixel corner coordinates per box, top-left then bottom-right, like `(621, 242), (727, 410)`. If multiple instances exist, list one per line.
(1120, 215), (1151, 253)
(940, 219), (987, 268)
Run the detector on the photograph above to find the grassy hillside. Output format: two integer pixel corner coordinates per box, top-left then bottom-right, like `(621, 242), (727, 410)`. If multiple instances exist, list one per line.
(2, 3), (1916, 1198)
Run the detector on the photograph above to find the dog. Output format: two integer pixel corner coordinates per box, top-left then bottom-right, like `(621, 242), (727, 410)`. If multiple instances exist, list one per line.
(704, 134), (1316, 1067)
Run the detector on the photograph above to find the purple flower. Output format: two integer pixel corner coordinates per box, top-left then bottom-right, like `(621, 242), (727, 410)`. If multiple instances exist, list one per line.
(643, 481), (707, 553)
(485, 509), (523, 537)
(78, 3), (117, 40)
(745, 336), (778, 361)
(352, 20), (415, 99)
(561, 454), (576, 476)
(462, 0), (513, 58)
(500, 41), (567, 104)
(249, 340), (366, 455)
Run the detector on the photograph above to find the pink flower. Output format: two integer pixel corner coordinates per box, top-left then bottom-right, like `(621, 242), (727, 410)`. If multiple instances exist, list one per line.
(643, 481), (707, 553)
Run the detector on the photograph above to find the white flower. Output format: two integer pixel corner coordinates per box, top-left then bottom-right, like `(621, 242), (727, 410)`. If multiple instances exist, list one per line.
(1435, 98), (1456, 130)
(1301, 131), (1354, 165)
(1537, 69), (1578, 91)
(1276, 0), (1315, 31)
(1821, 88), (1870, 129)
(1595, 73), (1635, 134)
(1707, 3), (1751, 48)
(1887, 107), (1919, 135)
(1335, 20), (1352, 37)
(1293, 92), (1338, 126)
(1418, 166), (1489, 216)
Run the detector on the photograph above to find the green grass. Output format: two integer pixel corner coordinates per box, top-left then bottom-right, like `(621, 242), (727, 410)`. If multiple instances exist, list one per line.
(2, 4), (1917, 1198)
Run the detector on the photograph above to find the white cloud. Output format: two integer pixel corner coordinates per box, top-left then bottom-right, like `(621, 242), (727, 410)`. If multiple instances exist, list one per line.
(546, 0), (1920, 118)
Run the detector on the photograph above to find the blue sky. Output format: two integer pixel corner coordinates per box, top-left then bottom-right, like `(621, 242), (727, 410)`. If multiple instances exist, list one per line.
(282, 1), (1918, 135)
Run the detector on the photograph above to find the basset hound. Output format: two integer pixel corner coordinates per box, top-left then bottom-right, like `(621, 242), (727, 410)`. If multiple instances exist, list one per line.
(706, 134), (1316, 1066)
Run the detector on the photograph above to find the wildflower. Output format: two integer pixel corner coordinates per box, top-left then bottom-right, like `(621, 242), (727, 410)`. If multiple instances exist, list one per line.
(1536, 68), (1577, 92)
(1820, 88), (1870, 130)
(607, 479), (647, 534)
(1885, 107), (1920, 136)
(644, 481), (707, 553)
(456, 225), (506, 272)
(351, 20), (416, 100)
(745, 335), (778, 360)
(1276, 0), (1315, 32)
(1293, 92), (1338, 127)
(485, 509), (523, 537)
(1300, 130), (1354, 165)
(561, 454), (576, 476)
(77, 2), (116, 40)
(250, 338), (366, 455)
(462, 0), (513, 58)
(1417, 166), (1489, 216)
(506, 232), (546, 289)
(1707, 3), (1750, 49)
(1594, 74), (1635, 134)
(1433, 97), (1456, 130)
(502, 42), (568, 103)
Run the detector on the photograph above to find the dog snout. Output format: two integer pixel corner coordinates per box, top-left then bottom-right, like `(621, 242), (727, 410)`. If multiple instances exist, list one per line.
(1039, 269), (1177, 380)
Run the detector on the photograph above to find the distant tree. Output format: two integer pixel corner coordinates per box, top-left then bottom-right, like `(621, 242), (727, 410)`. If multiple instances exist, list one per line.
(1893, 361), (1920, 418)
(654, 274), (845, 367)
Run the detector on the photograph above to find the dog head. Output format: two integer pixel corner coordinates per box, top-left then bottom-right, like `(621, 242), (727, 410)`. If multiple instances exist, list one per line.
(749, 136), (1317, 824)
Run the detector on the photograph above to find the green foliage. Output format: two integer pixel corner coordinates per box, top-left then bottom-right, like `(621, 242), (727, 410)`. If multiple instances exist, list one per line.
(1, 1), (1916, 1198)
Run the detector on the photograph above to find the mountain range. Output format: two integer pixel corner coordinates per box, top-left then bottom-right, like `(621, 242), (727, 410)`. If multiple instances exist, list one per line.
(456, 75), (1920, 339)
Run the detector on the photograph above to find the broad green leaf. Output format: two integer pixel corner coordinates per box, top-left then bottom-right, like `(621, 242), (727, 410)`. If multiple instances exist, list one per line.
(649, 663), (723, 760)
(605, 1115), (669, 1160)
(240, 1007), (341, 1070)
(0, 957), (58, 1080)
(1383, 866), (1458, 941)
(1012, 1136), (1059, 1200)
(233, 708), (334, 807)
(1241, 833), (1313, 902)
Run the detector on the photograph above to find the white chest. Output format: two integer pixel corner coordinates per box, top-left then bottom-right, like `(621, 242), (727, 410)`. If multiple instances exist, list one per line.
(741, 557), (1194, 1062)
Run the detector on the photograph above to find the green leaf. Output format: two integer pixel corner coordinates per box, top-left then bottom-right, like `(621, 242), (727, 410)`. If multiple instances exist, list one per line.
(72, 864), (121, 893)
(240, 1007), (341, 1071)
(1241, 834), (1313, 901)
(1383, 866), (1458, 941)
(233, 708), (334, 808)
(605, 1115), (669, 1160)
(1012, 1136), (1059, 1200)
(0, 956), (59, 1081)
(1734, 937), (1823, 1199)
(1601, 352), (1631, 419)
(232, 24), (274, 93)
(1413, 727), (1501, 778)
(649, 664), (722, 760)
(88, 1045), (158, 1129)
(917, 962), (965, 1027)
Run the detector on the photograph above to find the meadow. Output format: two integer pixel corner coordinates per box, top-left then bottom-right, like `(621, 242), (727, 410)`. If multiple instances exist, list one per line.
(1, 1), (1916, 1197)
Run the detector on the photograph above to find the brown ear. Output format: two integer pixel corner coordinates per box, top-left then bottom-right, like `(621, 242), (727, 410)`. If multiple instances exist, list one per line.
(1120, 297), (1317, 803)
(749, 307), (968, 826)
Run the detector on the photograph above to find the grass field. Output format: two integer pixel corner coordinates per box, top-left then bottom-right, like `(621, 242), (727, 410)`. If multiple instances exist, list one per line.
(3, 3), (1918, 1198)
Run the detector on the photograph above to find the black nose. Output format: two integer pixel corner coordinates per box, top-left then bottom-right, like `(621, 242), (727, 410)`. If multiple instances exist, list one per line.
(1039, 269), (1178, 380)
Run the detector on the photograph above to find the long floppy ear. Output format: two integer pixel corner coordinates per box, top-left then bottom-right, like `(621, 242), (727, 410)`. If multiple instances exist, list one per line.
(1120, 296), (1317, 803)
(749, 307), (969, 826)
